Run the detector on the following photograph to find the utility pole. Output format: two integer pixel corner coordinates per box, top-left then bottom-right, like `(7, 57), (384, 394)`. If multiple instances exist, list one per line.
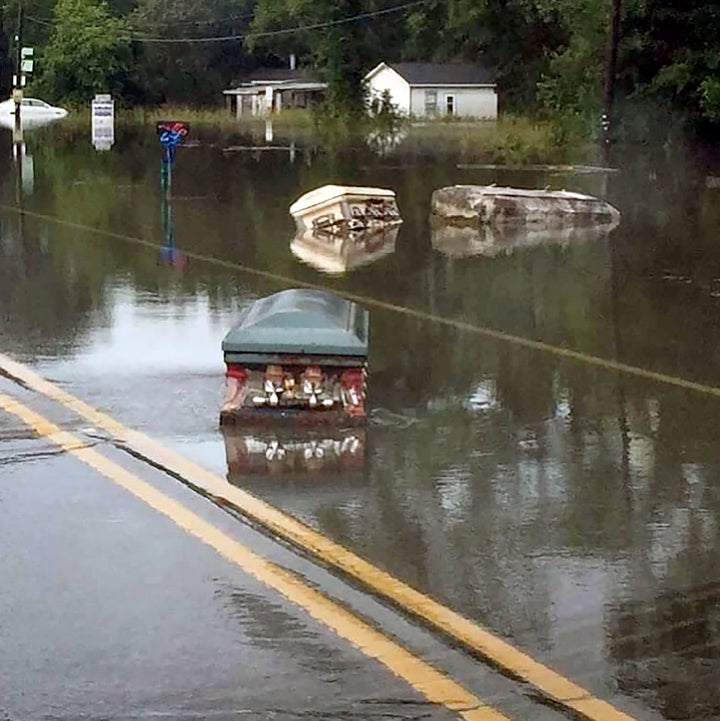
(601, 0), (622, 163)
(13, 0), (23, 135)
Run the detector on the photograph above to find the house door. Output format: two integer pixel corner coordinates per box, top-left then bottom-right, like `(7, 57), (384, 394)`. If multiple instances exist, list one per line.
(445, 95), (456, 116)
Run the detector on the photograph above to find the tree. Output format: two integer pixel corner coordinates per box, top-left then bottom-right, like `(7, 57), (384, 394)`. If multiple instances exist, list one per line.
(620, 0), (720, 127)
(536, 0), (610, 135)
(36, 0), (132, 104)
(248, 0), (401, 117)
(0, 7), (11, 99)
(130, 0), (254, 105)
(413, 0), (569, 111)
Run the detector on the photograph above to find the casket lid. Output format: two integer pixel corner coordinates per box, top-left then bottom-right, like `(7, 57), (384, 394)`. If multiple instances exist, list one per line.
(222, 289), (368, 357)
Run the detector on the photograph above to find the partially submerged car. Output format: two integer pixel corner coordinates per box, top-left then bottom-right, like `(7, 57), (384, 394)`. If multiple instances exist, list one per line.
(220, 289), (368, 425)
(0, 97), (68, 129)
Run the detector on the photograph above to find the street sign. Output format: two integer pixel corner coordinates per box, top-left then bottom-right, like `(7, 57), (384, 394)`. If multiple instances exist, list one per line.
(21, 47), (34, 57)
(20, 59), (33, 74)
(156, 120), (190, 165)
(91, 94), (115, 151)
(155, 120), (190, 139)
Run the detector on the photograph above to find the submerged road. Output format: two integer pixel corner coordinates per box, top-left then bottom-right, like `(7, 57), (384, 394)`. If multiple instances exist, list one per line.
(0, 381), (504, 721)
(1, 354), (653, 721)
(3, 133), (719, 721)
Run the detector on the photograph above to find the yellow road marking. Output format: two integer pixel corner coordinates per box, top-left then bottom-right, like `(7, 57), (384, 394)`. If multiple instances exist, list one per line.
(0, 390), (510, 721)
(3, 204), (720, 400)
(0, 353), (641, 721)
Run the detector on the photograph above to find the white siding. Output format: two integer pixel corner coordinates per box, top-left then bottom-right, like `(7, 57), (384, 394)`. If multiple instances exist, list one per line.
(366, 65), (411, 114)
(409, 86), (497, 119)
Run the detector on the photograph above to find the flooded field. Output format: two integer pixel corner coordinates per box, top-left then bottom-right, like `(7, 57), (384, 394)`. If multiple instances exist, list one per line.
(2, 121), (720, 720)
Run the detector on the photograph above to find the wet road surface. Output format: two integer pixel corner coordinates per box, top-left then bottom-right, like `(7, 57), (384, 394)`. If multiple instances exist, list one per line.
(2, 121), (720, 720)
(0, 375), (584, 721)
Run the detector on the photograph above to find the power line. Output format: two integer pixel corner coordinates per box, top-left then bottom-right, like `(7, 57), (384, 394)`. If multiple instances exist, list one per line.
(131, 0), (430, 43)
(26, 14), (53, 28)
(26, 1), (430, 44)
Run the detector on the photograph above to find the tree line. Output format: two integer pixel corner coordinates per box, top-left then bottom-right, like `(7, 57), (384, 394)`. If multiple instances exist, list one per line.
(0, 0), (718, 136)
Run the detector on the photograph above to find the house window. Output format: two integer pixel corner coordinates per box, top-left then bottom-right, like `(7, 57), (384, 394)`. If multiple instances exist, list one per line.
(446, 94), (455, 116)
(425, 90), (437, 115)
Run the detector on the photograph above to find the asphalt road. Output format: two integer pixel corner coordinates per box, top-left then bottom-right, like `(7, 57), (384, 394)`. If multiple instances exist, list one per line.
(4, 127), (716, 721)
(0, 373), (584, 721)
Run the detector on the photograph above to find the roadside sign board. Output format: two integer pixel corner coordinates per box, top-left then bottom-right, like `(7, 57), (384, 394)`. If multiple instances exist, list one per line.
(91, 94), (115, 150)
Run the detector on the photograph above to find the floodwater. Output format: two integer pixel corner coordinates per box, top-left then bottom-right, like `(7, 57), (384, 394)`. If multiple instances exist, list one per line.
(2, 121), (720, 721)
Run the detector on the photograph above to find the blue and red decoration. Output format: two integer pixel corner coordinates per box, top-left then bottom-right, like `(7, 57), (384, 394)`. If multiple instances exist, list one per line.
(156, 120), (190, 165)
(157, 120), (190, 269)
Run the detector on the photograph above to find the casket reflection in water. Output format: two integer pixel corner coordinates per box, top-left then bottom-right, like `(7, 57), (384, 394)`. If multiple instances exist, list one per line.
(291, 225), (399, 274)
(222, 426), (366, 485)
(431, 221), (615, 258)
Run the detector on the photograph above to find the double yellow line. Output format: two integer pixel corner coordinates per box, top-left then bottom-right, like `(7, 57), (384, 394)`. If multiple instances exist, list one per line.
(4, 204), (720, 400)
(0, 352), (640, 721)
(0, 390), (504, 721)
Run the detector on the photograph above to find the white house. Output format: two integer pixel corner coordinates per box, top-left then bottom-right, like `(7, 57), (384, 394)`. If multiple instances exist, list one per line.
(364, 62), (497, 119)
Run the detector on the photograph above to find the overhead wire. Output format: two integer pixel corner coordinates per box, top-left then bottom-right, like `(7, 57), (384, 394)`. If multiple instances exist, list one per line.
(26, 0), (430, 43)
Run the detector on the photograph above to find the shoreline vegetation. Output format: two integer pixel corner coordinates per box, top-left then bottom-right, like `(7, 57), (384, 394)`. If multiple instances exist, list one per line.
(58, 106), (599, 166)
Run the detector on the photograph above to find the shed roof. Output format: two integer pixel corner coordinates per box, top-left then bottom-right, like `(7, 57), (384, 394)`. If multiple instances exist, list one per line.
(222, 289), (368, 358)
(386, 62), (495, 86)
(239, 67), (321, 84)
(223, 82), (326, 95)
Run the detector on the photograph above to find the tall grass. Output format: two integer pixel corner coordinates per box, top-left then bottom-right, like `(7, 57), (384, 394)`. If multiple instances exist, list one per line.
(54, 103), (594, 164)
(376, 116), (594, 164)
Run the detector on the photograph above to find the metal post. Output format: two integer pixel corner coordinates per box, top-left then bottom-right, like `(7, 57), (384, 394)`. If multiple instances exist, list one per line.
(13, 0), (23, 135)
(601, 0), (622, 161)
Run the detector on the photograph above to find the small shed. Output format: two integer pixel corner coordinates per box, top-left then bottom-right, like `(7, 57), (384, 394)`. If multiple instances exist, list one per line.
(364, 62), (497, 119)
(224, 67), (327, 118)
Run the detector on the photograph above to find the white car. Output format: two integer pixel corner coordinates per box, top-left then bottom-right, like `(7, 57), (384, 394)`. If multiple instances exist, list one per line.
(0, 97), (68, 128)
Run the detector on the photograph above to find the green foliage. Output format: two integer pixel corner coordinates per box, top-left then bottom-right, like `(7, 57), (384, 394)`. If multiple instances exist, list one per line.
(0, 8), (10, 98)
(247, 0), (370, 116)
(368, 89), (402, 129)
(700, 78), (720, 122)
(396, 0), (570, 110)
(3, 0), (718, 140)
(621, 0), (720, 128)
(129, 0), (253, 105)
(36, 0), (131, 103)
(536, 0), (608, 137)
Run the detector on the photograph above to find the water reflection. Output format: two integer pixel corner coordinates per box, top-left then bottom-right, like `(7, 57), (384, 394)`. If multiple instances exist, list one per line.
(157, 159), (188, 269)
(366, 127), (408, 157)
(223, 426), (366, 482)
(291, 226), (398, 274)
(2, 124), (720, 720)
(431, 222), (614, 258)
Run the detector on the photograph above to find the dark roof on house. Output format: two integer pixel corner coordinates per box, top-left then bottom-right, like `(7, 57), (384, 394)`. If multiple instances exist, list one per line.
(239, 67), (320, 84)
(388, 62), (495, 85)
